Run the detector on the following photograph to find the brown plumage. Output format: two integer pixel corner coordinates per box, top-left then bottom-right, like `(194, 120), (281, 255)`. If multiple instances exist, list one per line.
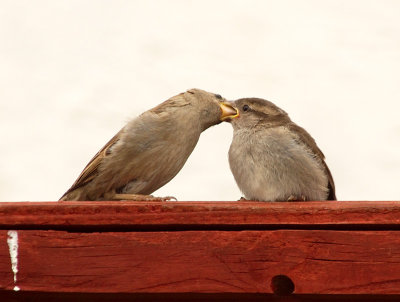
(60, 89), (237, 201)
(225, 97), (336, 201)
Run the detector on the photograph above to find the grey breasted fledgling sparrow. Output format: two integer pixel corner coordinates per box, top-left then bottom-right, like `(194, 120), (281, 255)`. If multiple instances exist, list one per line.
(59, 88), (238, 201)
(224, 98), (336, 201)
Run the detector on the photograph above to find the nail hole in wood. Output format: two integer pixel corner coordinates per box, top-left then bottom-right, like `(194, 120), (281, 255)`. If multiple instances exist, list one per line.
(270, 275), (295, 296)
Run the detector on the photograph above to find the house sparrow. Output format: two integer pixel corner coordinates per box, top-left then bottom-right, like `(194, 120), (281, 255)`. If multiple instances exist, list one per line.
(224, 98), (336, 201)
(59, 88), (238, 201)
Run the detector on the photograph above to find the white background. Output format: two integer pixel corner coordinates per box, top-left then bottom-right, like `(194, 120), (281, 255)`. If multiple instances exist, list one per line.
(1, 0), (399, 201)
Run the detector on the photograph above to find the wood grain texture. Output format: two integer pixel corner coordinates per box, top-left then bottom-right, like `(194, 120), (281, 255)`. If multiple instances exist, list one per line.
(1, 200), (400, 299)
(0, 201), (400, 228)
(1, 229), (400, 294)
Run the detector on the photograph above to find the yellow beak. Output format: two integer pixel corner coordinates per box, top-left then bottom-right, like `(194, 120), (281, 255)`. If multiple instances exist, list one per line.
(220, 102), (239, 121)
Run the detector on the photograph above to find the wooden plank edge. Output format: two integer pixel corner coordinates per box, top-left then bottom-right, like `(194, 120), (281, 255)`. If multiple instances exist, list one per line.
(0, 201), (400, 228)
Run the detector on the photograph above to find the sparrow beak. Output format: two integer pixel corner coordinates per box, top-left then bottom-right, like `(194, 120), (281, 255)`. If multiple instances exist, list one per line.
(220, 102), (239, 121)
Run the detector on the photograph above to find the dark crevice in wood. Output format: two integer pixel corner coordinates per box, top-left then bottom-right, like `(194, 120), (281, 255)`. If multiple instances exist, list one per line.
(1, 223), (400, 233)
(1, 292), (400, 302)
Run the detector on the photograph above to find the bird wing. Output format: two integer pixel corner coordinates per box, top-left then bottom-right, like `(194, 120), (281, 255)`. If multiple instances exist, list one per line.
(287, 123), (336, 200)
(60, 130), (122, 199)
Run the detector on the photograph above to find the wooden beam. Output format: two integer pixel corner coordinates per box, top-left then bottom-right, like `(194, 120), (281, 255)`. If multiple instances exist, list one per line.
(1, 201), (400, 301)
(0, 201), (399, 227)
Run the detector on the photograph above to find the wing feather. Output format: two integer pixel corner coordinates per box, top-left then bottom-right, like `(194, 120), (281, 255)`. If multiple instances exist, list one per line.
(59, 130), (122, 199)
(287, 123), (336, 200)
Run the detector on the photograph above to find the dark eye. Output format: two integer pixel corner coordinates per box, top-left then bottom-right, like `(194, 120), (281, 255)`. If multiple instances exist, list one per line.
(214, 94), (222, 99)
(243, 105), (250, 112)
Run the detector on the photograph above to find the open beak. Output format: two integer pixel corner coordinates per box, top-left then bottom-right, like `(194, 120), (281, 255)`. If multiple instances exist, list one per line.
(220, 102), (239, 121)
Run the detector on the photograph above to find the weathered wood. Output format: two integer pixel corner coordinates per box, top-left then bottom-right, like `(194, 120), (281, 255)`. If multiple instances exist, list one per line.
(0, 201), (399, 228)
(1, 201), (400, 301)
(1, 229), (400, 294)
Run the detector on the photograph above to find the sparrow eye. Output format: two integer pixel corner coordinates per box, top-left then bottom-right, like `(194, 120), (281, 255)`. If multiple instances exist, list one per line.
(243, 105), (250, 112)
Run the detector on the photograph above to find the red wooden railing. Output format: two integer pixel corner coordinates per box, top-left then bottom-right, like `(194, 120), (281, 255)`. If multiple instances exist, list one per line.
(1, 201), (400, 301)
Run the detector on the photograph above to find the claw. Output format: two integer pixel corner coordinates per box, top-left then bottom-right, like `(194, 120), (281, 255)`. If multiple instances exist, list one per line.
(287, 195), (306, 202)
(238, 196), (252, 202)
(158, 196), (178, 202)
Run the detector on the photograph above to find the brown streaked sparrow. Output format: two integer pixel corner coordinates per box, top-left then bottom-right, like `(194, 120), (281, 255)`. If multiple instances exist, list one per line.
(60, 89), (238, 201)
(224, 97), (336, 201)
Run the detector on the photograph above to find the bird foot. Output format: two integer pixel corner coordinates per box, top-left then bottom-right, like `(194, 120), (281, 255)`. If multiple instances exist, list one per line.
(238, 197), (252, 202)
(112, 194), (177, 202)
(287, 195), (306, 202)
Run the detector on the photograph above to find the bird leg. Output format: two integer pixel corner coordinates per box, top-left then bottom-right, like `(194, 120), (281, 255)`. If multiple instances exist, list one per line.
(287, 195), (306, 202)
(111, 193), (177, 202)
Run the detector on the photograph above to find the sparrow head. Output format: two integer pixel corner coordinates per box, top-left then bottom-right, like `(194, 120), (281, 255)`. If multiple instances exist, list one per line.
(183, 88), (238, 130)
(225, 98), (291, 130)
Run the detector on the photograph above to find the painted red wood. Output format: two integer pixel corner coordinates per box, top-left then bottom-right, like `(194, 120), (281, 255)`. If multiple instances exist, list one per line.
(1, 201), (400, 301)
(1, 229), (400, 294)
(0, 201), (399, 227)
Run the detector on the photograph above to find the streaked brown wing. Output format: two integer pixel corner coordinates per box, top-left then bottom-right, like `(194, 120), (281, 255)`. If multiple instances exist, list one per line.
(287, 123), (336, 200)
(60, 130), (122, 199)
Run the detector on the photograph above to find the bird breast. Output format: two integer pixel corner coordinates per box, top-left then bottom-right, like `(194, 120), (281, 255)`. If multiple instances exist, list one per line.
(228, 126), (329, 201)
